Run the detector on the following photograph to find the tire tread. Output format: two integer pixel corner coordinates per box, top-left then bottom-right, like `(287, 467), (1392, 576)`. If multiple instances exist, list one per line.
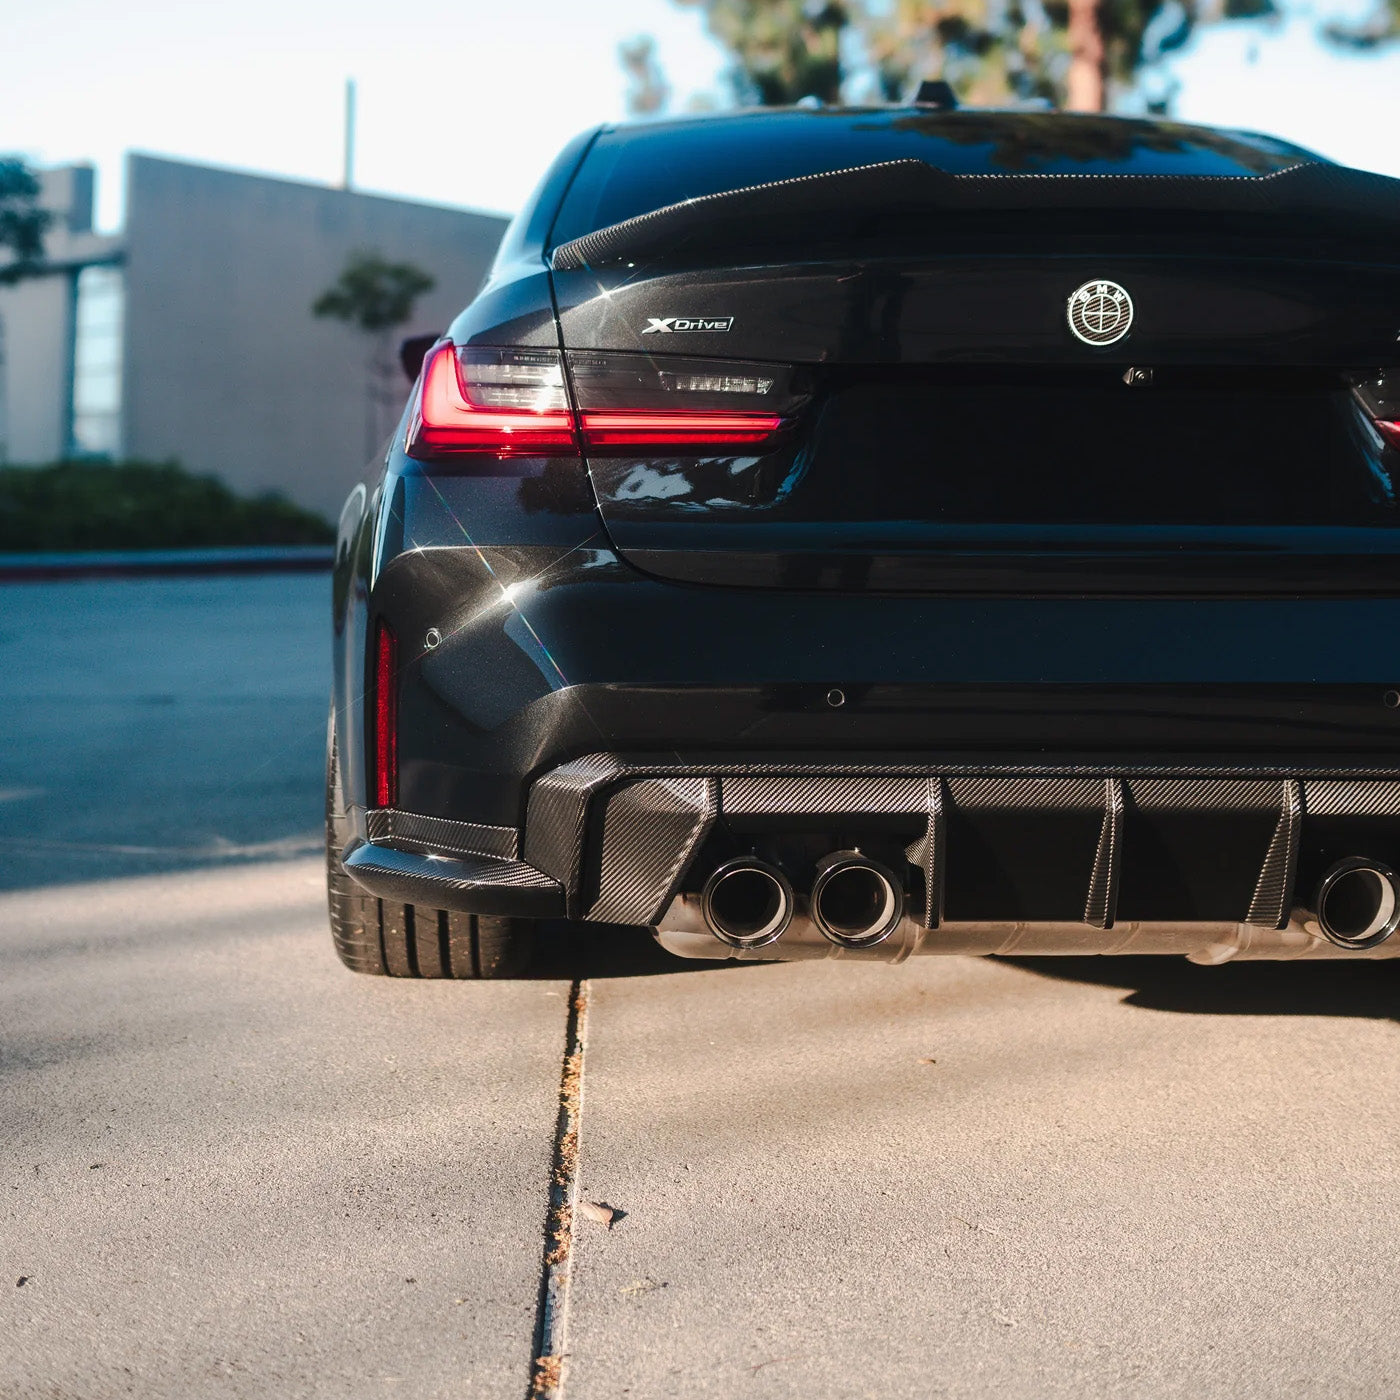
(325, 719), (533, 979)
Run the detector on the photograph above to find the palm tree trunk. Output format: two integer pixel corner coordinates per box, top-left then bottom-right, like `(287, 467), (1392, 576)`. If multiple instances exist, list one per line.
(1066, 0), (1107, 112)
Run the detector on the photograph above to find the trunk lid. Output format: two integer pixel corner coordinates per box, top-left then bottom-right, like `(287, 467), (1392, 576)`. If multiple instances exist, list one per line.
(549, 133), (1400, 595)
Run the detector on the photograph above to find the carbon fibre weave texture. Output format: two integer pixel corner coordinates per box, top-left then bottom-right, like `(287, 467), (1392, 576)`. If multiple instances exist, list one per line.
(523, 754), (626, 891)
(923, 776), (946, 929)
(1246, 779), (1301, 929)
(545, 158), (1383, 273)
(721, 773), (927, 816)
(366, 808), (518, 860)
(587, 777), (718, 925)
(348, 845), (558, 892)
(947, 776), (1105, 810)
(517, 757), (1400, 932)
(1084, 778), (1124, 929)
(1300, 780), (1400, 816)
(1126, 778), (1284, 811)
(550, 160), (919, 271)
(551, 755), (1400, 780)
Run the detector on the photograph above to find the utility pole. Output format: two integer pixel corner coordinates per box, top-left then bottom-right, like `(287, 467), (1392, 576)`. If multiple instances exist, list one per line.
(343, 78), (357, 190)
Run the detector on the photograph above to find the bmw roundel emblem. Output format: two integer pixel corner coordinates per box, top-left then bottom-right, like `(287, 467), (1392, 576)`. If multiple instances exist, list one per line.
(1066, 280), (1134, 346)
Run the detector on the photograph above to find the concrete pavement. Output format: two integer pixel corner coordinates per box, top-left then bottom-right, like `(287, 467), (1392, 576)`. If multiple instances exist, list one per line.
(0, 860), (569, 1400)
(567, 954), (1400, 1399)
(5, 864), (1396, 1399)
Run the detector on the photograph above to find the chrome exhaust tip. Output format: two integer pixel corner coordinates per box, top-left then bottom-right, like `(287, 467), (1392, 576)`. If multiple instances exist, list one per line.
(701, 859), (795, 949)
(1314, 858), (1400, 950)
(811, 852), (904, 948)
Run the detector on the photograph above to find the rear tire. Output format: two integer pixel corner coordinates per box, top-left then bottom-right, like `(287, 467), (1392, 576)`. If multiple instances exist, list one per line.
(325, 721), (535, 978)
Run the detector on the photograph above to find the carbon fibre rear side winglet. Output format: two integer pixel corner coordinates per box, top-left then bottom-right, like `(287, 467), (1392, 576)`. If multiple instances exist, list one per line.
(342, 840), (565, 919)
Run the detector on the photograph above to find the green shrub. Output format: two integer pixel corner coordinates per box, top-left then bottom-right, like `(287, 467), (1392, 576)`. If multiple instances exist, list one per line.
(0, 460), (335, 551)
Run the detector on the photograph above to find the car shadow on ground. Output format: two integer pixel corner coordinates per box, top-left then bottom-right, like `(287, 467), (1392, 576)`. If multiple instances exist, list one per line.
(522, 920), (736, 980)
(1005, 955), (1400, 1022)
(521, 924), (1400, 1019)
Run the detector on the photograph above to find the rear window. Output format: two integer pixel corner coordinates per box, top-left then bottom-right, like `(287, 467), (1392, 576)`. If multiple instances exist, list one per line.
(551, 110), (1315, 246)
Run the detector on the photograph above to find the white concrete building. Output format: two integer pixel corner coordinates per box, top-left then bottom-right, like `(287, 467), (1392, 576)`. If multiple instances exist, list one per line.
(0, 157), (508, 519)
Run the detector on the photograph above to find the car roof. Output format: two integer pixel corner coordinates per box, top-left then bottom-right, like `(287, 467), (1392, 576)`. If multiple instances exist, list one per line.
(593, 106), (1317, 168)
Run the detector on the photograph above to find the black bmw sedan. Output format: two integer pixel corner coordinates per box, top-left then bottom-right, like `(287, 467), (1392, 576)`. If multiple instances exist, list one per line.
(327, 104), (1400, 978)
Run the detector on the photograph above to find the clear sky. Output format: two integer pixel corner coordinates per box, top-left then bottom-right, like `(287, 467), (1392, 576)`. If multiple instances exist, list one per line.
(4, 0), (1399, 232)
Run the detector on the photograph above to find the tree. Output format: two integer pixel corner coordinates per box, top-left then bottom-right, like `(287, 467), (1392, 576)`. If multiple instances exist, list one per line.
(0, 158), (51, 286)
(313, 251), (435, 457)
(861, 0), (1064, 108)
(312, 251), (435, 334)
(1050, 0), (1271, 114)
(857, 0), (1220, 113)
(630, 0), (1400, 116)
(671, 0), (853, 106)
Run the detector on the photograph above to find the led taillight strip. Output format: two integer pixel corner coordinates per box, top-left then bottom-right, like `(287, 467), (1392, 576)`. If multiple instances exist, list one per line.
(373, 620), (398, 808)
(1378, 419), (1400, 450)
(407, 345), (784, 457)
(578, 410), (783, 448)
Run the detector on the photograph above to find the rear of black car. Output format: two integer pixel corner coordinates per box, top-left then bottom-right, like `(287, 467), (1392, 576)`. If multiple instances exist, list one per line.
(329, 109), (1400, 977)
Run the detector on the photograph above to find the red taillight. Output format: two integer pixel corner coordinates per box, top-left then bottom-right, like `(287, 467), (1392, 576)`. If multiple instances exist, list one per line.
(1378, 420), (1400, 450)
(373, 620), (398, 808)
(405, 345), (800, 457)
(578, 410), (783, 448)
(407, 344), (576, 457)
(570, 351), (792, 452)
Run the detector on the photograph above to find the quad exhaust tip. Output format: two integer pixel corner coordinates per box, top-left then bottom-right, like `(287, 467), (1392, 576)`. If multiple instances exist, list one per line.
(811, 851), (905, 948)
(702, 859), (795, 949)
(1315, 858), (1400, 950)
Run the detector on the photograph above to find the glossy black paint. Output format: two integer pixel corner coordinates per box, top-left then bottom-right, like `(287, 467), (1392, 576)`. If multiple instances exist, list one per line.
(360, 514), (1400, 826)
(331, 108), (1400, 857)
(549, 112), (1317, 251)
(583, 369), (1400, 591)
(553, 256), (1400, 364)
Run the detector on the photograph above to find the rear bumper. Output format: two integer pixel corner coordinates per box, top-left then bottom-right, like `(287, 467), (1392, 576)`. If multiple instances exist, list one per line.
(377, 542), (1400, 828)
(349, 536), (1400, 957)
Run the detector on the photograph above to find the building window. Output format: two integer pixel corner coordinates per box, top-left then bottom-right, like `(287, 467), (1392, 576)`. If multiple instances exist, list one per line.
(71, 264), (124, 458)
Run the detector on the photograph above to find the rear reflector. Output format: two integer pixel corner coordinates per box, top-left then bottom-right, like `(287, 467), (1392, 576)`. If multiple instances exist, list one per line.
(1349, 375), (1400, 450)
(373, 620), (398, 808)
(406, 344), (802, 457)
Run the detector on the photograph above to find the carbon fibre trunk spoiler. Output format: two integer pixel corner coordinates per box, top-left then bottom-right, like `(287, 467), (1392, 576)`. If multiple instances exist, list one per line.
(550, 159), (1400, 273)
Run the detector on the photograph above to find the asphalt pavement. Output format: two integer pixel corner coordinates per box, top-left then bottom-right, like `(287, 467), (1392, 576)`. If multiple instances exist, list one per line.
(3, 574), (1399, 1398)
(0, 574), (328, 890)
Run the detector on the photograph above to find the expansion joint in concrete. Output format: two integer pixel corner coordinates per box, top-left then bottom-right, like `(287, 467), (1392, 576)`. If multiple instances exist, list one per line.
(528, 976), (589, 1400)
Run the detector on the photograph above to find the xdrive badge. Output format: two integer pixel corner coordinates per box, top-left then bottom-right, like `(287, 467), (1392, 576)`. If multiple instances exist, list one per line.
(642, 316), (735, 334)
